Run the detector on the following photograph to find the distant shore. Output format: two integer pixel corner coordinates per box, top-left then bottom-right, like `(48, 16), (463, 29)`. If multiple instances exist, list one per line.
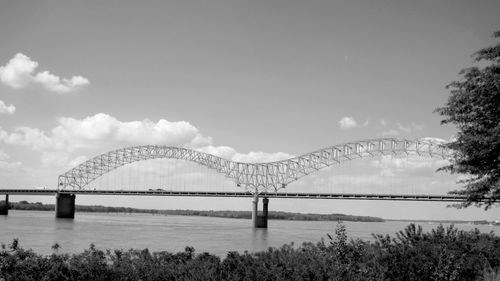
(8, 200), (384, 222)
(5, 201), (498, 225)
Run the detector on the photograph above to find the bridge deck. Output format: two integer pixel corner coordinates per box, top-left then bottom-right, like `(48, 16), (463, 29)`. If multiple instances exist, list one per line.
(0, 189), (470, 202)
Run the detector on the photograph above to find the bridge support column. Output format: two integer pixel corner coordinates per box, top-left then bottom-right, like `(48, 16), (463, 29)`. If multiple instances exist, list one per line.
(0, 194), (9, 215)
(56, 193), (75, 219)
(252, 195), (269, 228)
(252, 194), (259, 227)
(257, 197), (269, 228)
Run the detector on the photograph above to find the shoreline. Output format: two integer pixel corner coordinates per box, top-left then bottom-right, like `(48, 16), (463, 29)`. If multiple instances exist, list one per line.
(6, 201), (499, 225)
(7, 201), (384, 222)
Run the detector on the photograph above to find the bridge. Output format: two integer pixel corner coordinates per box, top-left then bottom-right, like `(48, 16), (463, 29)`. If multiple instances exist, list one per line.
(0, 188), (470, 201)
(0, 137), (469, 227)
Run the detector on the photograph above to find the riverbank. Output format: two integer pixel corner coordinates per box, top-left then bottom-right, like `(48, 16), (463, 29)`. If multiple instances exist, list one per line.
(1, 223), (498, 281)
(8, 200), (384, 222)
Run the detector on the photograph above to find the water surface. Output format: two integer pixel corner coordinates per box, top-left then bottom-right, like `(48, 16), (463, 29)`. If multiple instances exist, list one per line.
(0, 210), (497, 257)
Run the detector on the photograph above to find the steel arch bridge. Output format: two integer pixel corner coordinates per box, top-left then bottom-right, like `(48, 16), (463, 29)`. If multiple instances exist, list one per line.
(58, 138), (452, 193)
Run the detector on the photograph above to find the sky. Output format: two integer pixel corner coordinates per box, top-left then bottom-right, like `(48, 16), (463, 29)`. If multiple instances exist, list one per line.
(0, 0), (499, 220)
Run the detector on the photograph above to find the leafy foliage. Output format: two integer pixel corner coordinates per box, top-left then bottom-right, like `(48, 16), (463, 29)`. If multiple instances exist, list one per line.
(435, 31), (500, 208)
(1, 224), (499, 281)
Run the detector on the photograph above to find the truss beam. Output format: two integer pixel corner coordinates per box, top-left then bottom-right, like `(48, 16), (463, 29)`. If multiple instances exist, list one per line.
(58, 138), (451, 194)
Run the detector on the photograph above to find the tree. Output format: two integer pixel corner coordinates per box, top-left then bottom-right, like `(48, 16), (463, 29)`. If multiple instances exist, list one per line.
(435, 31), (500, 208)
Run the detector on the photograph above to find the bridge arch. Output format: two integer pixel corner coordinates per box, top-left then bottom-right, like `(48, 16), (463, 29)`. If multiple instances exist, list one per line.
(58, 138), (452, 193)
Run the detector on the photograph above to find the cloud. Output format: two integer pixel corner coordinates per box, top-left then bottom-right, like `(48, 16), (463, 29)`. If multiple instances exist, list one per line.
(56, 113), (213, 149)
(40, 151), (88, 168)
(0, 100), (15, 114)
(197, 145), (237, 160)
(397, 123), (412, 133)
(69, 155), (89, 167)
(338, 116), (369, 130)
(0, 53), (89, 93)
(339, 116), (358, 129)
(371, 155), (449, 178)
(0, 53), (37, 88)
(397, 123), (424, 133)
(421, 137), (447, 144)
(34, 71), (89, 93)
(380, 119), (387, 126)
(0, 126), (55, 150)
(197, 145), (293, 163)
(232, 151), (293, 163)
(40, 151), (70, 168)
(0, 113), (297, 167)
(0, 113), (212, 153)
(379, 122), (424, 137)
(0, 149), (23, 171)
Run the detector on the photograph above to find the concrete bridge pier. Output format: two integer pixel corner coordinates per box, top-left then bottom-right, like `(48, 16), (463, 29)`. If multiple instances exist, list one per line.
(0, 194), (9, 215)
(252, 194), (259, 227)
(258, 197), (269, 228)
(251, 195), (269, 228)
(55, 193), (75, 219)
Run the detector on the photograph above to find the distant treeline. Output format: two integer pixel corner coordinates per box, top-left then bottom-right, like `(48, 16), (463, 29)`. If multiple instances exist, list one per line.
(1, 223), (499, 281)
(9, 201), (384, 222)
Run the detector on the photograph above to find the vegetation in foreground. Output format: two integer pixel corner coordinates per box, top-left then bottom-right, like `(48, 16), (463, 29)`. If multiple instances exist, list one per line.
(9, 200), (384, 222)
(1, 223), (499, 281)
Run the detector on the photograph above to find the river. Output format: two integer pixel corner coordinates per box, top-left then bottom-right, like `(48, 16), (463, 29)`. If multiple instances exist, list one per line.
(0, 210), (497, 257)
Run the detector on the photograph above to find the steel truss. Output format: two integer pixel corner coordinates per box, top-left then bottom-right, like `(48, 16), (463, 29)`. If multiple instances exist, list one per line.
(58, 138), (451, 193)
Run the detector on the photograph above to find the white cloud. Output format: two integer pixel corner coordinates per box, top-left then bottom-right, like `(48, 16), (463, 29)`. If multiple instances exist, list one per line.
(69, 155), (89, 167)
(0, 113), (297, 167)
(0, 53), (89, 93)
(232, 151), (293, 163)
(0, 113), (213, 153)
(34, 71), (89, 93)
(197, 145), (237, 159)
(0, 149), (22, 171)
(40, 151), (70, 168)
(397, 123), (412, 133)
(339, 116), (358, 129)
(0, 126), (55, 150)
(397, 122), (424, 133)
(0, 113), (213, 166)
(379, 122), (424, 137)
(54, 113), (212, 149)
(371, 155), (449, 178)
(380, 119), (387, 126)
(0, 100), (15, 114)
(40, 152), (87, 168)
(197, 146), (293, 163)
(197, 145), (293, 163)
(0, 53), (37, 88)
(421, 137), (447, 144)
